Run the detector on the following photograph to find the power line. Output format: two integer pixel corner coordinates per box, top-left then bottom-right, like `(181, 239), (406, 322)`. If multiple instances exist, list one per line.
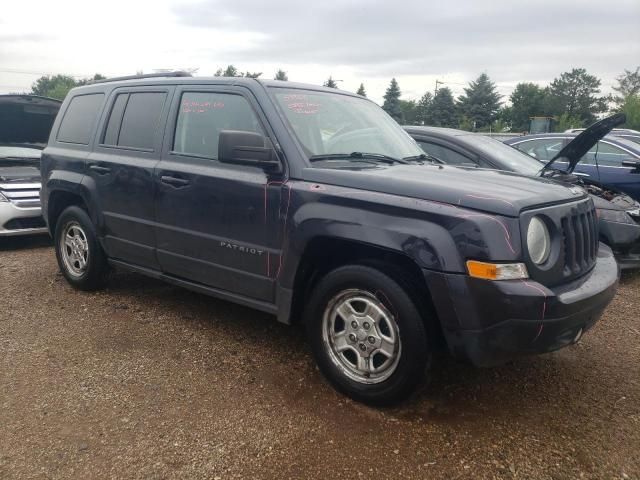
(0, 68), (93, 78)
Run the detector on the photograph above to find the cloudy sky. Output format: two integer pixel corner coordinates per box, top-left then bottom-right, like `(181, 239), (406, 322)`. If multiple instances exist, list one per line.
(1, 0), (638, 103)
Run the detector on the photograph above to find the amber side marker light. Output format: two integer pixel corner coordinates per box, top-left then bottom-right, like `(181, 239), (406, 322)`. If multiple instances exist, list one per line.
(466, 260), (529, 280)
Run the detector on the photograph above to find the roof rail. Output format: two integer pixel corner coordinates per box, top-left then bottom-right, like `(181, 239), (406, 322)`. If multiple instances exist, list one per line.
(88, 71), (193, 84)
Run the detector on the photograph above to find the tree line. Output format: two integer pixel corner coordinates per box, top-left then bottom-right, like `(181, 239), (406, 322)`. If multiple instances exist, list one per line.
(378, 67), (640, 132)
(27, 65), (640, 132)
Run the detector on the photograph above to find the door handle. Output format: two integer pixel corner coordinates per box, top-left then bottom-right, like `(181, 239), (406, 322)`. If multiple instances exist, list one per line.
(89, 165), (111, 175)
(160, 175), (190, 187)
(573, 172), (590, 177)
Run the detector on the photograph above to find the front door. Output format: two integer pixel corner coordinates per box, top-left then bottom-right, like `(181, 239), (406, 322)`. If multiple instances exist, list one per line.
(154, 86), (285, 302)
(87, 86), (173, 269)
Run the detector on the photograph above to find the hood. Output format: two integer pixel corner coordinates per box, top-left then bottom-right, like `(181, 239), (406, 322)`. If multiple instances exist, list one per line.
(545, 113), (626, 173)
(302, 164), (586, 217)
(0, 165), (41, 184)
(0, 95), (62, 147)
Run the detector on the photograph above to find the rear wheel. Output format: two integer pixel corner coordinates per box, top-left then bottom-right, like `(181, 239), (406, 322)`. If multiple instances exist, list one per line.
(305, 264), (430, 405)
(55, 206), (109, 290)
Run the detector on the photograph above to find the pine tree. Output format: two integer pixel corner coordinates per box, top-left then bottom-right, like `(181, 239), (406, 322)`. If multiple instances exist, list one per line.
(356, 83), (366, 97)
(274, 69), (288, 81)
(324, 76), (338, 88)
(457, 73), (502, 130)
(382, 78), (403, 122)
(415, 92), (433, 125)
(429, 87), (457, 128)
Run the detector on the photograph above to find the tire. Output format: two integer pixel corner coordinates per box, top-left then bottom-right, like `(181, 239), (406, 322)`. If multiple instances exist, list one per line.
(305, 264), (430, 405)
(54, 206), (110, 291)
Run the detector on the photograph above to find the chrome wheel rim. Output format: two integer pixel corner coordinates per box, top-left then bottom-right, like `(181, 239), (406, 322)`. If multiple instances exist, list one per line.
(60, 222), (89, 278)
(322, 289), (401, 384)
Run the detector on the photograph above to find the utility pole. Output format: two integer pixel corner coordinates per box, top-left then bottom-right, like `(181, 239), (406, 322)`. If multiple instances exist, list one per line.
(434, 79), (443, 96)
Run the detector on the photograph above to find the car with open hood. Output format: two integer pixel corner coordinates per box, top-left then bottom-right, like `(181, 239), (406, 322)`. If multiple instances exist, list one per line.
(504, 123), (640, 201)
(405, 115), (640, 269)
(41, 73), (618, 404)
(0, 94), (61, 236)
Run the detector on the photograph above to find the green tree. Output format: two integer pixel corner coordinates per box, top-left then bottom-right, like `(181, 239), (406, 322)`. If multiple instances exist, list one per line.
(414, 92), (433, 125)
(508, 82), (547, 132)
(382, 78), (402, 122)
(324, 76), (338, 88)
(457, 73), (502, 130)
(429, 87), (457, 128)
(30, 73), (105, 100)
(621, 94), (640, 130)
(356, 83), (366, 97)
(613, 66), (640, 106)
(214, 65), (261, 78)
(399, 99), (418, 125)
(545, 68), (607, 126)
(215, 65), (239, 77)
(274, 69), (288, 81)
(556, 112), (584, 132)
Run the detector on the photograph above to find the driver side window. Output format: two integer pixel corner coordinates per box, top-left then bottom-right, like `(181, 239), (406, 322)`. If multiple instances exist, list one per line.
(173, 92), (263, 159)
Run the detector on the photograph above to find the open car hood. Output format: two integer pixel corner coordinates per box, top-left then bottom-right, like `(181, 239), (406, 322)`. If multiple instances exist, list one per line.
(0, 95), (61, 147)
(545, 113), (626, 173)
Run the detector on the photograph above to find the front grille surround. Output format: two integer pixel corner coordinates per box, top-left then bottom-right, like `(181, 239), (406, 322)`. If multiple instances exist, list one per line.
(520, 198), (598, 287)
(0, 182), (41, 208)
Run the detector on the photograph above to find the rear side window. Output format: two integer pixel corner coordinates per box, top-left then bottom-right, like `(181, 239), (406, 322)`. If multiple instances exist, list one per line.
(102, 92), (167, 150)
(173, 92), (263, 159)
(57, 93), (104, 144)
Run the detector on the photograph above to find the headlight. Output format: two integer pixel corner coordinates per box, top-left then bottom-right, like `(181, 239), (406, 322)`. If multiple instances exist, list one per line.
(527, 216), (550, 265)
(596, 208), (635, 225)
(0, 192), (8, 202)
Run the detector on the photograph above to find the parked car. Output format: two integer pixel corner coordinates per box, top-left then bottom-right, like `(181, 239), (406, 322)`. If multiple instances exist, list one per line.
(405, 116), (640, 269)
(41, 73), (618, 405)
(565, 127), (640, 145)
(504, 131), (640, 201)
(0, 95), (61, 236)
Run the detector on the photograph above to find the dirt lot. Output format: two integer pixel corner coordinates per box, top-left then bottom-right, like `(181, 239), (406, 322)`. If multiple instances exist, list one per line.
(1, 237), (639, 480)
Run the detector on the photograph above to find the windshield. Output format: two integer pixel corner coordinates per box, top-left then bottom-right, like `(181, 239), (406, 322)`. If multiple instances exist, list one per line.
(457, 134), (544, 175)
(270, 88), (423, 163)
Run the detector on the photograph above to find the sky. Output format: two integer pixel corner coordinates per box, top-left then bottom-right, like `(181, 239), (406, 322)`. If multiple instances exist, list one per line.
(1, 0), (639, 104)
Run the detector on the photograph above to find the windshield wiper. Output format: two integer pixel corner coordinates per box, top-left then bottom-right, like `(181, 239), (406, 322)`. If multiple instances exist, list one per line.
(309, 152), (408, 165)
(402, 153), (443, 164)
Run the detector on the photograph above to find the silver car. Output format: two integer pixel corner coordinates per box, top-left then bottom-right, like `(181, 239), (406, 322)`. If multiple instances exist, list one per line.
(0, 95), (61, 237)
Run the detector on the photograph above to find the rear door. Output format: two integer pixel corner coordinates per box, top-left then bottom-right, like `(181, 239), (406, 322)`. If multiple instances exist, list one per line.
(153, 85), (284, 302)
(87, 86), (173, 269)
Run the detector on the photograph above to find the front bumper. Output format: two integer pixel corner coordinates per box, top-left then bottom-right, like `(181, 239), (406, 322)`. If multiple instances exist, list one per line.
(0, 202), (48, 237)
(599, 218), (640, 270)
(424, 244), (619, 367)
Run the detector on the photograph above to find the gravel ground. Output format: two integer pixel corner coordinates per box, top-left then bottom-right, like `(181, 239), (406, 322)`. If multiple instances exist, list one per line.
(1, 236), (639, 480)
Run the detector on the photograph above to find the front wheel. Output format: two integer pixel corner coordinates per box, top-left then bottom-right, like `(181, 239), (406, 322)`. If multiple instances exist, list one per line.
(305, 265), (430, 405)
(55, 206), (110, 291)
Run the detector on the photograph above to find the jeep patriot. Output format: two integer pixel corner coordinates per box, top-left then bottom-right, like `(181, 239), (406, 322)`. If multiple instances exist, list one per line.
(41, 72), (619, 404)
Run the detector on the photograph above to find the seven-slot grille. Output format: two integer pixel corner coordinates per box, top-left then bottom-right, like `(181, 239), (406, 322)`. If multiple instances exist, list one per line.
(561, 206), (598, 277)
(0, 182), (41, 208)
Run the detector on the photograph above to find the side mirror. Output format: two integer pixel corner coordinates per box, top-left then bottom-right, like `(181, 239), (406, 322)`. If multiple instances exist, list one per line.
(218, 130), (281, 173)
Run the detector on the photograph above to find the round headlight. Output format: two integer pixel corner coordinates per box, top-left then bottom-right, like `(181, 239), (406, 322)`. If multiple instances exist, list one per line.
(527, 216), (550, 265)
